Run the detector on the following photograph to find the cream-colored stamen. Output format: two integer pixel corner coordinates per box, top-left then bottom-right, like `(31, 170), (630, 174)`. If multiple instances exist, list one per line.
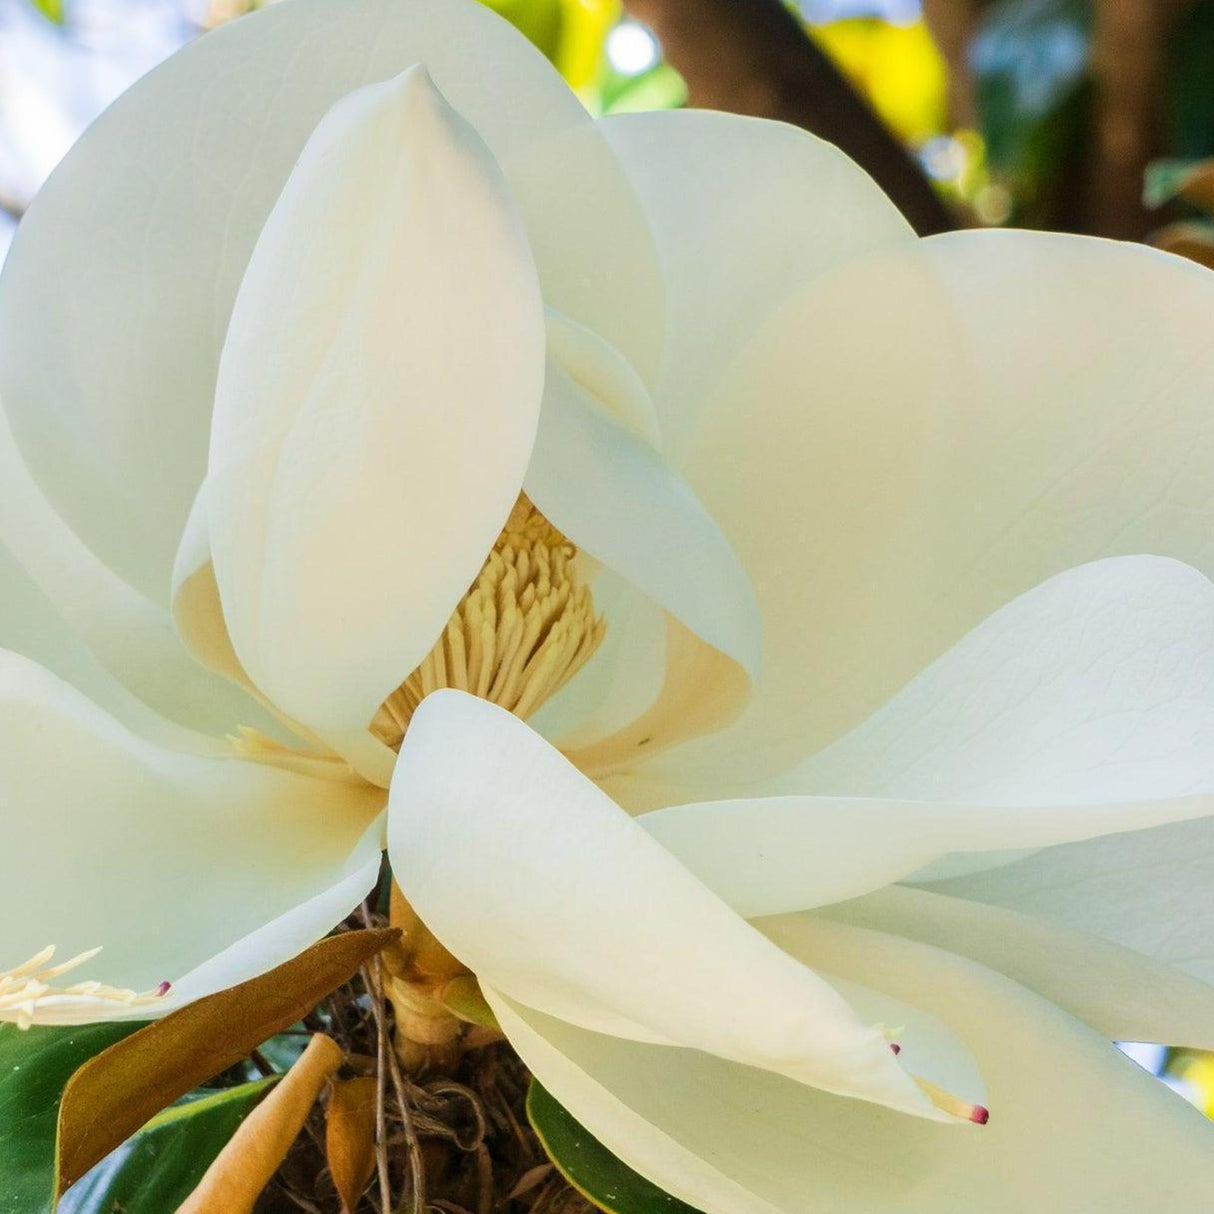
(371, 493), (605, 750)
(0, 946), (171, 1029)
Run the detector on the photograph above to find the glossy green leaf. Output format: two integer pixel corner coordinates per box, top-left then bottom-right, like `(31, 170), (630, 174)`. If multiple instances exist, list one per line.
(526, 1081), (702, 1214)
(58, 1079), (278, 1213)
(0, 1022), (144, 1214)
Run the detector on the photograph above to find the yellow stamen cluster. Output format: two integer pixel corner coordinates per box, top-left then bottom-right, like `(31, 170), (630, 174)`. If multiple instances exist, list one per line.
(0, 946), (170, 1029)
(371, 494), (605, 750)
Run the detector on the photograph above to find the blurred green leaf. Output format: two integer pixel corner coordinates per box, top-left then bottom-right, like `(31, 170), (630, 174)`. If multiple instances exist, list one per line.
(1143, 158), (1206, 209)
(971, 0), (1091, 226)
(0, 1022), (144, 1214)
(58, 1079), (277, 1213)
(1168, 0), (1214, 159)
(527, 1081), (702, 1214)
(602, 63), (687, 115)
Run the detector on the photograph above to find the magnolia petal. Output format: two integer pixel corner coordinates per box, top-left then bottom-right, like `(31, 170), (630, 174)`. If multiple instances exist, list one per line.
(0, 650), (384, 1024)
(656, 232), (1214, 791)
(639, 557), (1214, 910)
(204, 68), (545, 779)
(526, 331), (761, 677)
(822, 885), (1214, 1050)
(390, 691), (936, 1119)
(486, 919), (1214, 1214)
(599, 109), (913, 456)
(0, 404), (266, 741)
(926, 816), (1214, 987)
(0, 0), (660, 601)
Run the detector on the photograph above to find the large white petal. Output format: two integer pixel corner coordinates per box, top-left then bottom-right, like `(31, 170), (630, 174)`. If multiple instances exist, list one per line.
(389, 691), (939, 1120)
(652, 232), (1214, 792)
(204, 68), (545, 783)
(925, 817), (1214, 987)
(0, 0), (661, 601)
(638, 557), (1214, 909)
(823, 885), (1214, 1049)
(488, 917), (1214, 1214)
(0, 650), (384, 1024)
(526, 327), (761, 676)
(599, 110), (913, 455)
(0, 403), (267, 741)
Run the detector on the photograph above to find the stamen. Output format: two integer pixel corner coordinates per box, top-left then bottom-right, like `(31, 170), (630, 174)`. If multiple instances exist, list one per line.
(0, 946), (172, 1029)
(372, 494), (605, 750)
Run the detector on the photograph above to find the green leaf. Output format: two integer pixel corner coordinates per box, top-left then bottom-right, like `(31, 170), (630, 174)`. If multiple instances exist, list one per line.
(58, 1079), (278, 1214)
(526, 1081), (702, 1214)
(0, 1022), (144, 1214)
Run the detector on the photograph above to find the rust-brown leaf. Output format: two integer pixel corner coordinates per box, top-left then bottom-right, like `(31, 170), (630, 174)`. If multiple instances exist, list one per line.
(325, 1075), (380, 1213)
(177, 1033), (344, 1214)
(56, 928), (398, 1196)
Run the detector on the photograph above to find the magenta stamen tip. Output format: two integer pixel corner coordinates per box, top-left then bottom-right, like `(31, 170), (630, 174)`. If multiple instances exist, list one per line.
(156, 980), (172, 997)
(889, 1042), (901, 1055)
(970, 1105), (990, 1126)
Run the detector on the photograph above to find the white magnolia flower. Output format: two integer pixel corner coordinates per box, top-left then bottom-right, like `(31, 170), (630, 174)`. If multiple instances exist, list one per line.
(2, 0), (1214, 1207)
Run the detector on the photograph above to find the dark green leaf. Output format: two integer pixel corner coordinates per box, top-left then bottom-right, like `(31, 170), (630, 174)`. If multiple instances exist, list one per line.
(0, 1022), (144, 1214)
(58, 1079), (278, 1213)
(526, 1081), (702, 1214)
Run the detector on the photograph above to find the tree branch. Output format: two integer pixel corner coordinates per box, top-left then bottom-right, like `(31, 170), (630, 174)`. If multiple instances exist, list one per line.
(624, 0), (956, 235)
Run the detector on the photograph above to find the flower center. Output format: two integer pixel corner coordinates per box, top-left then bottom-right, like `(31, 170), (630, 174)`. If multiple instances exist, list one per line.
(369, 493), (605, 751)
(0, 946), (171, 1029)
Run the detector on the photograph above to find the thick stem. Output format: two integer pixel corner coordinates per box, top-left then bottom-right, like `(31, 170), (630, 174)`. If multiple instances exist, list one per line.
(624, 0), (957, 235)
(385, 883), (469, 1072)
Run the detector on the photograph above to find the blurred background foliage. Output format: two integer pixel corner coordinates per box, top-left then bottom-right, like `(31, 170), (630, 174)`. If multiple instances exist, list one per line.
(2, 0), (1214, 1123)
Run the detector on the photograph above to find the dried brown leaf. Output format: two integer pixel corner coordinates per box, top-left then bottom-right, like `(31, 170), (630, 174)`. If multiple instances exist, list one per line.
(325, 1075), (379, 1213)
(56, 928), (398, 1195)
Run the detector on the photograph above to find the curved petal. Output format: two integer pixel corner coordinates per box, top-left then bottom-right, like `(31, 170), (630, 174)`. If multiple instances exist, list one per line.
(0, 403), (268, 741)
(0, 0), (661, 601)
(487, 917), (1214, 1214)
(599, 109), (914, 455)
(389, 691), (938, 1120)
(822, 885), (1214, 1050)
(526, 330), (761, 676)
(925, 816), (1214, 987)
(637, 557), (1214, 909)
(204, 68), (545, 781)
(0, 650), (384, 1025)
(654, 232), (1214, 793)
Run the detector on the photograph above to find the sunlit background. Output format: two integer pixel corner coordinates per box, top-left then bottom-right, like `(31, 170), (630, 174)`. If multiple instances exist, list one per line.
(3, 0), (1214, 1117)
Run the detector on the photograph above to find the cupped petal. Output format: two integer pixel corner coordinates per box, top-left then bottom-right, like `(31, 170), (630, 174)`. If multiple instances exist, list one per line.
(0, 0), (661, 602)
(204, 68), (545, 782)
(0, 650), (384, 1025)
(0, 403), (268, 741)
(653, 232), (1214, 792)
(486, 917), (1214, 1214)
(637, 556), (1214, 909)
(822, 884), (1214, 1050)
(599, 109), (914, 455)
(389, 691), (939, 1120)
(527, 315), (760, 679)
